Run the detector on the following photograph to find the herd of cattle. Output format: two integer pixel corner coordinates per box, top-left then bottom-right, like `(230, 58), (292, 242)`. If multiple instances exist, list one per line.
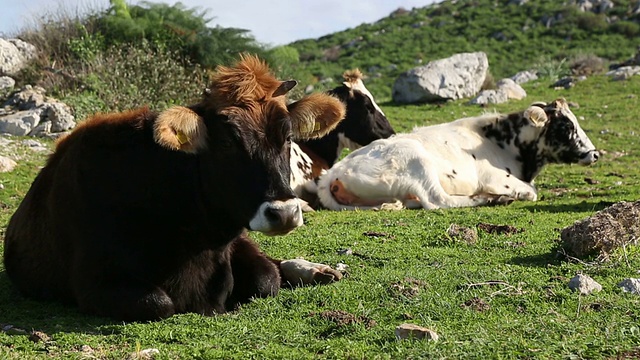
(2, 54), (598, 321)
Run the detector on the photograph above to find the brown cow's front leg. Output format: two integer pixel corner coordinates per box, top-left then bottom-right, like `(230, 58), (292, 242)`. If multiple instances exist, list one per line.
(278, 258), (343, 286)
(226, 234), (281, 310)
(75, 280), (176, 321)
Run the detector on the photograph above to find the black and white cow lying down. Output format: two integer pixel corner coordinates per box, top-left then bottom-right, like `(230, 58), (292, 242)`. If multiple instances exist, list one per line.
(317, 98), (599, 210)
(289, 69), (395, 208)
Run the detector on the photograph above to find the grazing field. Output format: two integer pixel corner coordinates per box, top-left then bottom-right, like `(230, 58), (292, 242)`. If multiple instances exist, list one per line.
(1, 75), (639, 359)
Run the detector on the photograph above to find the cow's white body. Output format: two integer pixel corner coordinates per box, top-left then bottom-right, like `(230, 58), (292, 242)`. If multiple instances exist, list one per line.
(317, 99), (598, 210)
(289, 69), (395, 210)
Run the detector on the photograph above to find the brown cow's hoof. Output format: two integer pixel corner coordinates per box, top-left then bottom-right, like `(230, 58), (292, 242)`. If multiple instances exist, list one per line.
(280, 259), (343, 286)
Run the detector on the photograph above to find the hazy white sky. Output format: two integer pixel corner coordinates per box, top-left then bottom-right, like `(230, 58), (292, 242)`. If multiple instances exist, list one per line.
(0, 0), (437, 46)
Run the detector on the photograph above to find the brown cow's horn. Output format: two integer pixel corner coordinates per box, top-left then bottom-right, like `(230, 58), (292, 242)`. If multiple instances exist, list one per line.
(273, 80), (298, 97)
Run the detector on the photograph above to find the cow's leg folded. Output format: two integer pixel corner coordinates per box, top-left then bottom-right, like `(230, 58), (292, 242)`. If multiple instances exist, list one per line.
(75, 278), (176, 321)
(278, 258), (343, 286)
(226, 234), (281, 309)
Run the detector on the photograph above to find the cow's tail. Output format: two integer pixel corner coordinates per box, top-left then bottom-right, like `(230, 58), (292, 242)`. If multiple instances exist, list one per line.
(316, 172), (403, 211)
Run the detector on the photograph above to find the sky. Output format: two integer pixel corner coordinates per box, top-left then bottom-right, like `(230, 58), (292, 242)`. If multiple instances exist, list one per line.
(0, 0), (437, 46)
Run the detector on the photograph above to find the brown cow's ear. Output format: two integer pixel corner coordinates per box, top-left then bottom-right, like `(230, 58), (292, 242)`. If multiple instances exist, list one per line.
(154, 106), (208, 153)
(288, 93), (346, 140)
(273, 80), (298, 97)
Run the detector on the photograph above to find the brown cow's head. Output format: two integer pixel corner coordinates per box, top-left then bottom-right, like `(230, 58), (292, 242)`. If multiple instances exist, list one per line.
(153, 54), (345, 235)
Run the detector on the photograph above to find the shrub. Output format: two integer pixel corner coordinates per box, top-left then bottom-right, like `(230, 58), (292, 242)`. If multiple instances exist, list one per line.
(60, 40), (208, 118)
(96, 0), (266, 68)
(532, 55), (570, 80)
(611, 21), (640, 38)
(569, 54), (606, 76)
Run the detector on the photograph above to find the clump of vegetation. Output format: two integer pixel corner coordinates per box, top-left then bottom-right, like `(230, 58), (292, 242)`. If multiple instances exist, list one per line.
(11, 0), (279, 118)
(289, 0), (640, 98)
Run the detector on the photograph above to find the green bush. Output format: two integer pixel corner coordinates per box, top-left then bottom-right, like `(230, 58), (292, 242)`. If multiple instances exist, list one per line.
(60, 40), (208, 118)
(611, 21), (640, 38)
(96, 0), (266, 68)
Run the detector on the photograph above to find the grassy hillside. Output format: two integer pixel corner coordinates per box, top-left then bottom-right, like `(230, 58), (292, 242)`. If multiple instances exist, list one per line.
(289, 0), (640, 99)
(1, 73), (639, 359)
(2, 0), (640, 358)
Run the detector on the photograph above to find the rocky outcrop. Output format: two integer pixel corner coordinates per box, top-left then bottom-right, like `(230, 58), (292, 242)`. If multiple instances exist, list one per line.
(0, 85), (75, 138)
(392, 52), (489, 104)
(0, 38), (37, 76)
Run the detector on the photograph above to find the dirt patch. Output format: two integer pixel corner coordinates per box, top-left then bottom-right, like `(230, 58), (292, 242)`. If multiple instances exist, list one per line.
(389, 278), (427, 299)
(460, 297), (490, 312)
(477, 223), (524, 235)
(310, 310), (376, 329)
(560, 200), (640, 259)
(363, 231), (395, 240)
(584, 177), (600, 185)
(608, 348), (640, 359)
(447, 224), (478, 244)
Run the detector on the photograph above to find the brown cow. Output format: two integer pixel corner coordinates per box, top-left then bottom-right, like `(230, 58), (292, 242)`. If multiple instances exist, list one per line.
(3, 54), (346, 321)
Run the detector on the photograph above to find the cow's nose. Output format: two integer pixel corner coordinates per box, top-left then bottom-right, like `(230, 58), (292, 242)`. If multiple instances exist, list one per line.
(579, 150), (599, 165)
(249, 199), (303, 235)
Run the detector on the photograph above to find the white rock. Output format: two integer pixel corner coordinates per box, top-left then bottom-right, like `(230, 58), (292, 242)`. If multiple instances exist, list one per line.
(606, 66), (640, 81)
(392, 52), (489, 103)
(128, 348), (159, 360)
(511, 70), (538, 84)
(395, 323), (439, 341)
(0, 155), (17, 172)
(618, 278), (640, 295)
(469, 89), (508, 105)
(568, 274), (602, 295)
(496, 78), (527, 100)
(0, 109), (41, 136)
(0, 76), (15, 91)
(0, 39), (37, 76)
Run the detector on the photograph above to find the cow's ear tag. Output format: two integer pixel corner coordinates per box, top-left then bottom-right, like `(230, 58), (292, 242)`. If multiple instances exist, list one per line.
(289, 93), (346, 140)
(175, 130), (190, 145)
(524, 106), (549, 127)
(154, 106), (207, 153)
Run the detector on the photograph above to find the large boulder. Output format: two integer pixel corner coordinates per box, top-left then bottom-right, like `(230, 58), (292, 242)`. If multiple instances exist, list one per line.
(392, 52), (489, 104)
(0, 38), (37, 76)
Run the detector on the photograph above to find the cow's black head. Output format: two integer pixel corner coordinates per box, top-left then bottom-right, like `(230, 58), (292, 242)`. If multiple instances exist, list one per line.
(153, 54), (346, 236)
(329, 84), (395, 148)
(300, 69), (395, 167)
(525, 98), (599, 166)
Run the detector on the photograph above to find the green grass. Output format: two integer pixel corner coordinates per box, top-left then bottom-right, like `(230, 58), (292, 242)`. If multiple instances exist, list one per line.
(1, 75), (640, 359)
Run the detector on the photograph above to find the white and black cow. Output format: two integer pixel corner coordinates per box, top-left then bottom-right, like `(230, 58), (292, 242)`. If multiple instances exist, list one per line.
(289, 69), (395, 206)
(317, 98), (599, 210)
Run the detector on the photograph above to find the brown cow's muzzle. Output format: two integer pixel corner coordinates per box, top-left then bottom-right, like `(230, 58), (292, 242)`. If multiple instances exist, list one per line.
(248, 199), (303, 235)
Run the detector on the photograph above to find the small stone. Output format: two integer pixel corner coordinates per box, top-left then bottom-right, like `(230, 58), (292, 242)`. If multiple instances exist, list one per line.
(618, 278), (640, 295)
(335, 263), (349, 272)
(568, 274), (602, 295)
(395, 323), (439, 341)
(0, 155), (17, 173)
(128, 348), (160, 360)
(337, 248), (353, 255)
(29, 331), (51, 343)
(2, 325), (28, 335)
